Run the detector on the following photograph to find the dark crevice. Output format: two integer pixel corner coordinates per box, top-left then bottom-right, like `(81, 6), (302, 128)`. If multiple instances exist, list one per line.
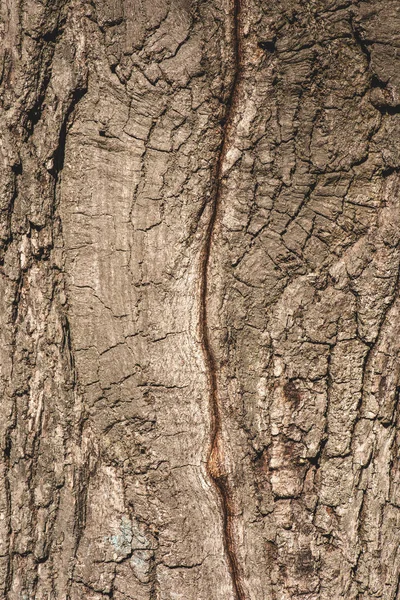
(11, 272), (24, 324)
(26, 96), (47, 134)
(371, 74), (386, 89)
(307, 437), (328, 469)
(375, 104), (400, 116)
(42, 28), (62, 44)
(51, 86), (87, 179)
(258, 39), (276, 53)
(382, 166), (400, 177)
(350, 18), (371, 65)
(61, 314), (76, 374)
(199, 1), (246, 599)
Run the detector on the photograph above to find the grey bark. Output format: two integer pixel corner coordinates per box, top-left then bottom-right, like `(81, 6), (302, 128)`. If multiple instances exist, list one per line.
(1, 1), (400, 599)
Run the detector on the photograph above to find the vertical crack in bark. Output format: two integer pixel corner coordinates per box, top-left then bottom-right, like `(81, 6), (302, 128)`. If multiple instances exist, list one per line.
(199, 1), (245, 599)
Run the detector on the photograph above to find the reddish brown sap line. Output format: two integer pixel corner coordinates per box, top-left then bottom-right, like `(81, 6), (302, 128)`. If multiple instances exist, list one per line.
(199, 1), (246, 599)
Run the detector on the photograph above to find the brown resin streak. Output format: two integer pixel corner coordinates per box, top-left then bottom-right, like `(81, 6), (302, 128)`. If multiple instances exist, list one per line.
(199, 1), (246, 599)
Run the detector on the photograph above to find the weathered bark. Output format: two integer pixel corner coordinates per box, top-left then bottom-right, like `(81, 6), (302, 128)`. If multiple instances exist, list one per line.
(1, 0), (400, 598)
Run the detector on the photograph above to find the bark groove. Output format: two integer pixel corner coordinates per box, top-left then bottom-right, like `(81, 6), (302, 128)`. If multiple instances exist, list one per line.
(200, 1), (246, 599)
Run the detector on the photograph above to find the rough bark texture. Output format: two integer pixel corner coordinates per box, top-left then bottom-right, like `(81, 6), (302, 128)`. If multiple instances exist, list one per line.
(1, 1), (400, 599)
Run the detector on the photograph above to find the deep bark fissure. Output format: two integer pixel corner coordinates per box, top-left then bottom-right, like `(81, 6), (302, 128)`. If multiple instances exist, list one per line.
(199, 1), (246, 599)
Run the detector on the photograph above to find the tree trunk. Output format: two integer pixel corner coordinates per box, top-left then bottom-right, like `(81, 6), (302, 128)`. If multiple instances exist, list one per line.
(1, 0), (400, 598)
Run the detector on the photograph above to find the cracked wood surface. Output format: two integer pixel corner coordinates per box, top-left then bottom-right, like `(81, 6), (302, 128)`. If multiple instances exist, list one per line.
(1, 1), (400, 599)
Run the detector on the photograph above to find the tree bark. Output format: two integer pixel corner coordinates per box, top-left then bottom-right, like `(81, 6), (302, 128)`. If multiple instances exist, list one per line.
(1, 1), (400, 598)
